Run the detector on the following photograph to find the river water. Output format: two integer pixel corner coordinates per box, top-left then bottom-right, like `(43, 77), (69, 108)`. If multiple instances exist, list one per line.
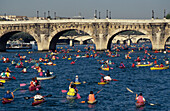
(0, 44), (169, 111)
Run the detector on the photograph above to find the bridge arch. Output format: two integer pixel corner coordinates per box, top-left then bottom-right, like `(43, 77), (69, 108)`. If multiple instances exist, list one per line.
(107, 29), (151, 50)
(49, 29), (94, 50)
(0, 30), (39, 51)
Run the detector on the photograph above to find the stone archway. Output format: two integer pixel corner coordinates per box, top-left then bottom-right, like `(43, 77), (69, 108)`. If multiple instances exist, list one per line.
(48, 29), (94, 51)
(106, 29), (151, 50)
(0, 31), (38, 51)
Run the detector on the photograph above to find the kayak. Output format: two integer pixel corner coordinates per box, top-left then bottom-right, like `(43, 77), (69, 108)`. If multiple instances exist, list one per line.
(66, 95), (77, 100)
(136, 62), (153, 67)
(15, 65), (23, 68)
(68, 58), (72, 60)
(32, 99), (46, 106)
(0, 77), (12, 80)
(22, 71), (27, 73)
(87, 100), (97, 104)
(101, 67), (109, 71)
(74, 82), (81, 85)
(150, 66), (169, 70)
(119, 66), (125, 69)
(2, 99), (13, 104)
(98, 82), (108, 85)
(29, 85), (41, 91)
(36, 75), (56, 80)
(136, 102), (145, 108)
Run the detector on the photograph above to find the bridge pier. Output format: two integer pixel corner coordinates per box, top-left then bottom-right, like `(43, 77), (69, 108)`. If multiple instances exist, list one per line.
(150, 23), (167, 50)
(127, 39), (131, 46)
(94, 35), (107, 51)
(37, 34), (50, 51)
(80, 40), (83, 45)
(70, 39), (74, 47)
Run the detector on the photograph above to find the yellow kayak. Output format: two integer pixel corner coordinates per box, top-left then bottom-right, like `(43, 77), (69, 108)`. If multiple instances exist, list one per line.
(101, 67), (109, 71)
(98, 82), (109, 85)
(68, 58), (72, 60)
(74, 82), (81, 85)
(136, 62), (153, 67)
(150, 66), (169, 70)
(87, 100), (97, 104)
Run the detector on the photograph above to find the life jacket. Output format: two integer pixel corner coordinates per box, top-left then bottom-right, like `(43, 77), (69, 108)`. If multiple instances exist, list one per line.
(88, 94), (95, 102)
(1, 72), (6, 77)
(6, 72), (10, 77)
(160, 64), (164, 67)
(100, 78), (104, 82)
(67, 88), (75, 96)
(6, 58), (9, 61)
(30, 81), (35, 87)
(137, 96), (144, 103)
(132, 63), (135, 67)
(154, 60), (157, 64)
(39, 72), (43, 76)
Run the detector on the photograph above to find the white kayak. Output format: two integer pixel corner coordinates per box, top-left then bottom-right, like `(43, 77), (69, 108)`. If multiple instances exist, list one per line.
(37, 75), (56, 80)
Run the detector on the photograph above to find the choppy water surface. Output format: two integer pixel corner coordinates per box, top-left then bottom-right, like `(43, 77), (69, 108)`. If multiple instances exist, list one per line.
(0, 44), (169, 111)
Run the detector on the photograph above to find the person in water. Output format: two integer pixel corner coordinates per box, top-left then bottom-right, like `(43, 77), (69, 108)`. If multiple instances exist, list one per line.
(39, 69), (44, 77)
(45, 69), (51, 77)
(22, 67), (27, 73)
(3, 90), (14, 100)
(1, 70), (6, 78)
(5, 71), (11, 78)
(104, 75), (112, 81)
(74, 75), (80, 83)
(135, 93), (145, 104)
(67, 82), (76, 97)
(11, 60), (16, 65)
(34, 92), (44, 101)
(48, 60), (53, 65)
(88, 91), (96, 103)
(34, 77), (40, 86)
(100, 76), (105, 82)
(120, 62), (125, 67)
(30, 78), (36, 87)
(132, 63), (135, 67)
(154, 60), (157, 65)
(160, 63), (164, 67)
(6, 67), (11, 72)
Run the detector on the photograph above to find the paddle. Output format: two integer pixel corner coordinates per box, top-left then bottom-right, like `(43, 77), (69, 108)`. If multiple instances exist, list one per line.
(80, 89), (103, 103)
(12, 76), (16, 80)
(24, 94), (52, 100)
(126, 87), (156, 106)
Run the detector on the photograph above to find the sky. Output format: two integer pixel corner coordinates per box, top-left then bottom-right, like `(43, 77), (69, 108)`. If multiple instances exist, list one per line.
(0, 0), (170, 19)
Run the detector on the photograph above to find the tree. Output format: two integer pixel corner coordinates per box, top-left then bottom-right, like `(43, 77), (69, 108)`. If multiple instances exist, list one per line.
(166, 13), (170, 19)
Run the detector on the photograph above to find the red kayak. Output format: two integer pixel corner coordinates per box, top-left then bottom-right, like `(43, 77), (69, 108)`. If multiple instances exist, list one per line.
(2, 99), (13, 104)
(15, 65), (23, 68)
(29, 85), (41, 91)
(0, 77), (12, 80)
(119, 66), (125, 69)
(32, 99), (46, 106)
(136, 102), (145, 108)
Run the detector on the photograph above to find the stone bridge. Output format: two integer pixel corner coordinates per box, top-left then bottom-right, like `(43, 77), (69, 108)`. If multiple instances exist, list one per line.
(0, 19), (170, 51)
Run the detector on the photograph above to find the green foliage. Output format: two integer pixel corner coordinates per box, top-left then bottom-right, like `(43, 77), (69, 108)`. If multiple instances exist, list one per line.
(166, 13), (170, 19)
(10, 32), (35, 43)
